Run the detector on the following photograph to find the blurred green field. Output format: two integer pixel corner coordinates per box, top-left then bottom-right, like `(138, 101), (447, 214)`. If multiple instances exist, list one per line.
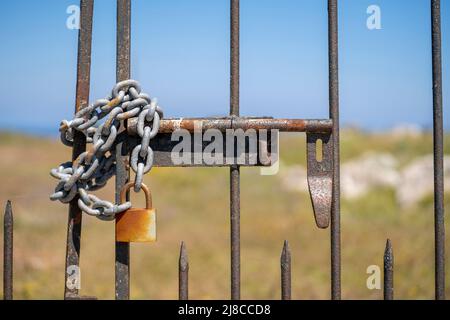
(0, 129), (449, 300)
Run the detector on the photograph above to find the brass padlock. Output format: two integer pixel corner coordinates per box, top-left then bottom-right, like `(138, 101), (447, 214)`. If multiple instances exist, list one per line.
(115, 182), (156, 243)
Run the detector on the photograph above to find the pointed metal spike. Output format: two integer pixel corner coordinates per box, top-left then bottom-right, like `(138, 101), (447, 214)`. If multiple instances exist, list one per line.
(384, 239), (394, 300)
(179, 241), (189, 300)
(179, 241), (189, 271)
(280, 240), (291, 300)
(4, 200), (13, 300)
(384, 239), (393, 256)
(281, 240), (291, 261)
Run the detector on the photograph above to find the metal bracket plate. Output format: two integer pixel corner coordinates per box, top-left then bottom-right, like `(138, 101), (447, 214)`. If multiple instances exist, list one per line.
(306, 133), (333, 229)
(127, 130), (278, 167)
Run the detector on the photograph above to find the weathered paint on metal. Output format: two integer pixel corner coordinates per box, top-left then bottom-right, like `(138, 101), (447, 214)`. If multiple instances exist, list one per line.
(306, 133), (333, 229)
(116, 182), (156, 243)
(127, 117), (333, 135)
(64, 0), (93, 299)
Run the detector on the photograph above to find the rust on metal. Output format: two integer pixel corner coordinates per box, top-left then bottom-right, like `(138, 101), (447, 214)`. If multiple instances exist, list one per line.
(306, 133), (333, 228)
(233, 118), (332, 132)
(64, 0), (94, 299)
(120, 181), (152, 208)
(116, 208), (156, 242)
(115, 0), (132, 300)
(108, 97), (121, 107)
(127, 117), (333, 135)
(116, 182), (156, 243)
(157, 118), (231, 133)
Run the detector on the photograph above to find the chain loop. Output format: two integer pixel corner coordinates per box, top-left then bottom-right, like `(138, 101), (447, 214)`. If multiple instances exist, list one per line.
(50, 80), (162, 220)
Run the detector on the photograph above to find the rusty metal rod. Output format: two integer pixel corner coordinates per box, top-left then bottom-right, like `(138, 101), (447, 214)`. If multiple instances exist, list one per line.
(127, 118), (333, 135)
(115, 0), (131, 300)
(230, 0), (241, 300)
(383, 239), (394, 300)
(431, 0), (445, 301)
(179, 242), (189, 300)
(280, 241), (291, 300)
(328, 0), (341, 300)
(3, 201), (13, 300)
(64, 0), (93, 299)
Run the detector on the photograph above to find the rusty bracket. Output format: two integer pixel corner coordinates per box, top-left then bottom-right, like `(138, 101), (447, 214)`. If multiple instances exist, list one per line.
(306, 133), (333, 229)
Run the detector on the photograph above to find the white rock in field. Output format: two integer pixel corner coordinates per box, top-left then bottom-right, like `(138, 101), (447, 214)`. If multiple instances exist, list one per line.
(397, 155), (450, 207)
(389, 124), (424, 139)
(278, 152), (449, 206)
(341, 153), (399, 199)
(279, 153), (400, 198)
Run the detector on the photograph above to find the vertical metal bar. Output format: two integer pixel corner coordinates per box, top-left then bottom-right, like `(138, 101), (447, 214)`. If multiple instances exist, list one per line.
(179, 241), (189, 300)
(383, 239), (394, 300)
(115, 0), (131, 300)
(64, 0), (93, 299)
(230, 0), (241, 300)
(230, 0), (240, 117)
(328, 0), (341, 300)
(3, 201), (13, 300)
(280, 240), (291, 300)
(431, 0), (445, 301)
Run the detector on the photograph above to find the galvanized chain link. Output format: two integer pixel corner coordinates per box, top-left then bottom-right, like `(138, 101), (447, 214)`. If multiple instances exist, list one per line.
(50, 80), (163, 220)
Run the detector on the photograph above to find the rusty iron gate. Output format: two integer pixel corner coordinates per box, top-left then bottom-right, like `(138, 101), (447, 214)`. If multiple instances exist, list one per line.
(2, 0), (446, 300)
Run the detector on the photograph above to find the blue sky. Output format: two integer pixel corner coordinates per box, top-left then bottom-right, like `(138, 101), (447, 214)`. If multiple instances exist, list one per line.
(0, 0), (448, 135)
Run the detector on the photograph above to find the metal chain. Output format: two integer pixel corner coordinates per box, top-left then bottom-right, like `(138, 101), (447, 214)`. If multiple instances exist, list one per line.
(50, 80), (163, 221)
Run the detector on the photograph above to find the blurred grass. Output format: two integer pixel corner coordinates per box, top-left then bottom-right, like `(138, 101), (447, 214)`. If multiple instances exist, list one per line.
(0, 129), (449, 300)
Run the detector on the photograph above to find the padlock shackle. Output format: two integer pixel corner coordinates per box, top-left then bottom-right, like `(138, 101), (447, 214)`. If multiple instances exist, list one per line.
(120, 182), (152, 209)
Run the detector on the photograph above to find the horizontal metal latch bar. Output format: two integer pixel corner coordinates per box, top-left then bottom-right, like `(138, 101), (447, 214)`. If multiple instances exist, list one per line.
(127, 117), (333, 135)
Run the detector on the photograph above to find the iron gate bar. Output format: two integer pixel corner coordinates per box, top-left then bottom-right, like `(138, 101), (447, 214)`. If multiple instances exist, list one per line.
(431, 0), (445, 301)
(115, 0), (132, 300)
(280, 240), (292, 300)
(328, 0), (341, 300)
(179, 241), (189, 300)
(230, 0), (241, 300)
(383, 239), (394, 300)
(3, 201), (13, 300)
(63, 0), (93, 299)
(127, 117), (333, 134)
